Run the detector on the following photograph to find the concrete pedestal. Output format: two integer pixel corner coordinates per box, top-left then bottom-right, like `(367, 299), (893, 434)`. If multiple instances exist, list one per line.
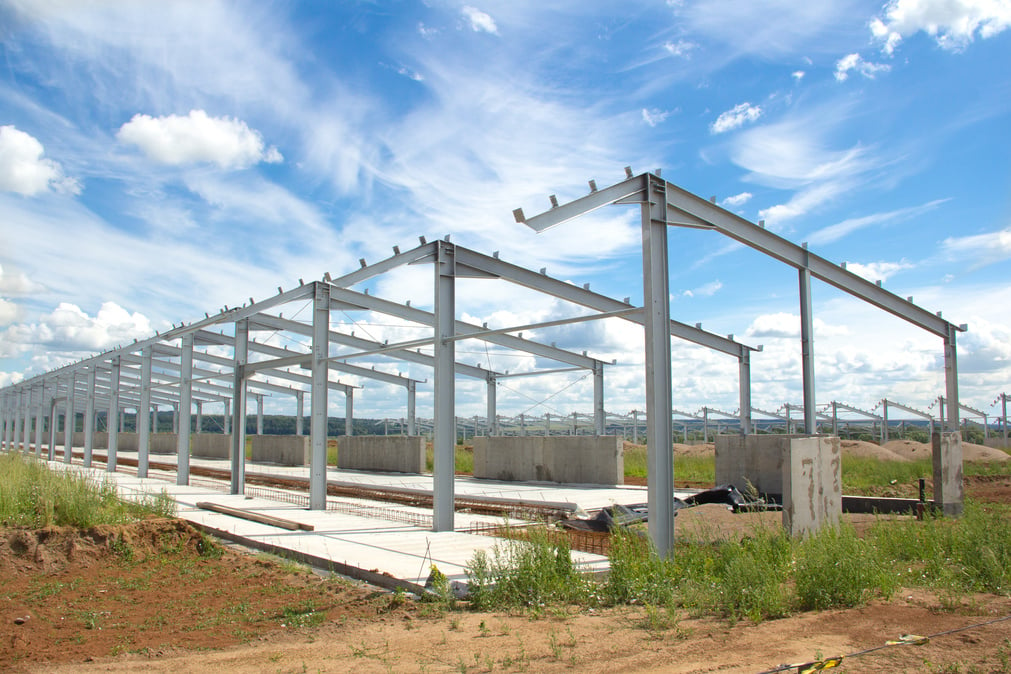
(191, 434), (230, 459)
(338, 436), (426, 474)
(933, 432), (964, 516)
(251, 434), (311, 466)
(715, 434), (841, 536)
(472, 436), (624, 485)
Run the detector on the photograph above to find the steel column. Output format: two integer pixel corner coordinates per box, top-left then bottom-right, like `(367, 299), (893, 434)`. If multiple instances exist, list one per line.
(943, 326), (960, 432)
(593, 362), (605, 435)
(798, 264), (816, 434)
(196, 401), (203, 434)
(63, 373), (75, 463)
(107, 358), (120, 472)
(34, 385), (44, 457)
(487, 376), (498, 435)
(433, 242), (456, 532)
(739, 352), (753, 435)
(177, 332), (193, 485)
(309, 282), (330, 509)
(641, 174), (675, 557)
(22, 387), (31, 451)
(84, 368), (96, 467)
(48, 397), (57, 460)
(407, 381), (417, 436)
(138, 346), (152, 478)
(231, 320), (248, 495)
(295, 391), (304, 436)
(344, 390), (353, 436)
(256, 394), (264, 435)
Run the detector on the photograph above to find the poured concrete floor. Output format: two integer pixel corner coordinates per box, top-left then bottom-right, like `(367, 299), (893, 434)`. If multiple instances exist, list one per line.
(23, 445), (698, 593)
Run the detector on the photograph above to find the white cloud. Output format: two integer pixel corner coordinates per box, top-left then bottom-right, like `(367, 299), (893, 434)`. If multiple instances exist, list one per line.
(792, 70), (806, 80)
(0, 125), (80, 196)
(1, 301), (153, 355)
(0, 265), (45, 296)
(720, 192), (752, 208)
(745, 312), (850, 339)
(710, 102), (763, 134)
(681, 280), (723, 298)
(642, 108), (670, 126)
(870, 0), (1011, 55)
(843, 260), (915, 283)
(117, 110), (283, 170)
(462, 6), (498, 34)
(0, 298), (19, 326)
(834, 53), (891, 81)
(664, 39), (697, 57)
(941, 226), (1011, 269)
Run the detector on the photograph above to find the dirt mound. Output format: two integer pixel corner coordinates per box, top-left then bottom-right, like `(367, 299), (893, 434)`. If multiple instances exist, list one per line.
(881, 439), (1010, 463)
(840, 439), (910, 462)
(674, 442), (715, 457)
(1, 518), (208, 575)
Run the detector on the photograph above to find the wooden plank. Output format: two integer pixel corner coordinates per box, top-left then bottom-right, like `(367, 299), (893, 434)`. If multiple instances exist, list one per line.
(195, 501), (314, 531)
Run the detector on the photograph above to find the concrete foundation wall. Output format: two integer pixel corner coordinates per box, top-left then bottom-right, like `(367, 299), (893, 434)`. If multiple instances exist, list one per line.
(251, 434), (310, 466)
(985, 437), (1010, 450)
(338, 436), (426, 474)
(117, 432), (139, 452)
(715, 434), (841, 536)
(192, 433), (231, 459)
(473, 436), (623, 485)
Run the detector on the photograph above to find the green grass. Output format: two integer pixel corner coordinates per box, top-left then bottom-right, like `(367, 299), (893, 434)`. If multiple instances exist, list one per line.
(465, 500), (1011, 623)
(0, 452), (175, 528)
(424, 443), (475, 474)
(622, 444), (715, 483)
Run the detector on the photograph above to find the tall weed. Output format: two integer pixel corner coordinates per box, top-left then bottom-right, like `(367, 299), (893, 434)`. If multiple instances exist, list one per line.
(794, 522), (896, 610)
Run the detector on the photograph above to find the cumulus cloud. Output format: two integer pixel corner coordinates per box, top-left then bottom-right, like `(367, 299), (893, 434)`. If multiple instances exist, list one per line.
(0, 126), (80, 196)
(870, 0), (1011, 54)
(1, 301), (153, 354)
(792, 70), (806, 81)
(642, 108), (671, 126)
(710, 102), (762, 134)
(834, 53), (891, 81)
(745, 312), (849, 339)
(843, 260), (914, 283)
(462, 6), (498, 34)
(720, 192), (752, 208)
(116, 110), (283, 169)
(941, 226), (1011, 269)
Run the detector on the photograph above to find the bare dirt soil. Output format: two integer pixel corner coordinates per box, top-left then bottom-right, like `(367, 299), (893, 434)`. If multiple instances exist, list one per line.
(6, 474), (1011, 674)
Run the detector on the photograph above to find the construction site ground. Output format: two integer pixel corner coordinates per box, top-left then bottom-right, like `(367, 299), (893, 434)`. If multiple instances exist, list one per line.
(4, 441), (1011, 672)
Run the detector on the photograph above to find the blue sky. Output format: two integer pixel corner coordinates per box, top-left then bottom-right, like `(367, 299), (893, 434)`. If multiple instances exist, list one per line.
(1, 0), (1009, 424)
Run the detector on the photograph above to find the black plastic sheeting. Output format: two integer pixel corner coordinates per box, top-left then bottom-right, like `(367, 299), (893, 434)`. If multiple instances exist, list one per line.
(561, 484), (780, 533)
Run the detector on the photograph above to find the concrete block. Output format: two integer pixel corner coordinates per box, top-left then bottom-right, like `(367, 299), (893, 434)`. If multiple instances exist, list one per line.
(473, 436), (623, 485)
(251, 434), (311, 466)
(338, 436), (426, 474)
(716, 434), (841, 536)
(117, 432), (139, 452)
(150, 433), (179, 454)
(192, 433), (231, 459)
(933, 432), (964, 517)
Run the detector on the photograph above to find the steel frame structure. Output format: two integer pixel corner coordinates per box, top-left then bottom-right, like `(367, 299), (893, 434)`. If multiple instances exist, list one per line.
(514, 169), (965, 555)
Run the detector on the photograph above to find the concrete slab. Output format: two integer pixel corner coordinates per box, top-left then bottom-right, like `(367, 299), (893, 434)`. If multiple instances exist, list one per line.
(27, 447), (614, 595)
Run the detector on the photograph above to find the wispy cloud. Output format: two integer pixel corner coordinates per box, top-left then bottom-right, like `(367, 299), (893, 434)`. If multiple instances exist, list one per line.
(941, 226), (1011, 269)
(642, 108), (671, 126)
(681, 280), (723, 298)
(834, 53), (891, 81)
(870, 0), (1011, 55)
(664, 39), (697, 57)
(710, 102), (762, 134)
(720, 192), (752, 208)
(807, 198), (949, 245)
(843, 260), (914, 283)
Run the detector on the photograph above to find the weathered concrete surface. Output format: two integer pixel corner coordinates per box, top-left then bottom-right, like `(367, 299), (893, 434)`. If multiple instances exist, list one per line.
(472, 436), (624, 486)
(985, 437), (1010, 450)
(191, 433), (230, 459)
(715, 434), (840, 536)
(251, 434), (310, 466)
(150, 433), (179, 455)
(338, 436), (426, 474)
(933, 432), (964, 516)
